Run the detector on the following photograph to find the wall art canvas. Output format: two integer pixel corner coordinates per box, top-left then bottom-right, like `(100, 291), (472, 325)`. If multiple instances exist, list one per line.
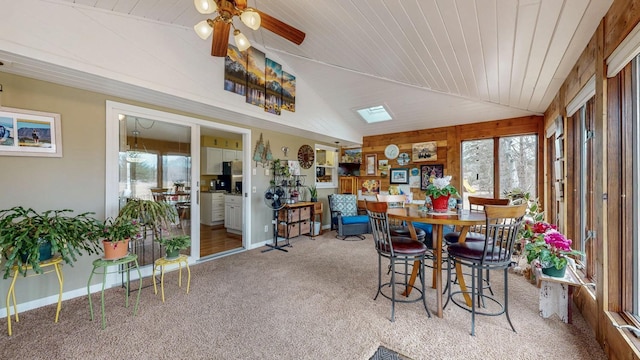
(390, 168), (409, 184)
(361, 179), (380, 195)
(246, 47), (266, 109)
(420, 164), (444, 190)
(342, 148), (362, 163)
(0, 107), (62, 157)
(412, 141), (438, 162)
(224, 44), (247, 96)
(265, 58), (282, 115)
(282, 71), (296, 112)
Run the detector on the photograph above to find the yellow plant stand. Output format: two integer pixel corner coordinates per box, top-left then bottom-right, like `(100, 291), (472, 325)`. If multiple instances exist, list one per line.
(152, 255), (190, 303)
(87, 253), (141, 329)
(5, 255), (64, 336)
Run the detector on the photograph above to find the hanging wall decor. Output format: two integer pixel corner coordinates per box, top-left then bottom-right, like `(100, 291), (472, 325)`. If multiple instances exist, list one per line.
(282, 71), (296, 112)
(0, 106), (62, 157)
(246, 47), (266, 109)
(412, 141), (438, 162)
(224, 44), (247, 96)
(265, 58), (282, 115)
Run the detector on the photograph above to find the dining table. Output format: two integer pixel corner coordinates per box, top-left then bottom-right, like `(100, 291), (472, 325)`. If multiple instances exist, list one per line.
(386, 205), (486, 318)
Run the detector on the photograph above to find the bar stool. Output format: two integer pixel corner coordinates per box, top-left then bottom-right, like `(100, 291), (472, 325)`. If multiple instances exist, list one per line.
(87, 253), (141, 329)
(153, 255), (190, 303)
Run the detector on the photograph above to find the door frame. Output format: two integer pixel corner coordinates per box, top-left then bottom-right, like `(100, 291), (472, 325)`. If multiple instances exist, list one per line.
(105, 101), (251, 282)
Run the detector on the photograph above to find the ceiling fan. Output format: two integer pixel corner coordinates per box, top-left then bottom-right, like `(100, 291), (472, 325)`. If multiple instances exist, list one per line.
(193, 0), (306, 57)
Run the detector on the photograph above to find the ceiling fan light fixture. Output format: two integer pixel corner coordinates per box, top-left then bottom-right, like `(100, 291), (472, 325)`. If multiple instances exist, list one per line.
(194, 0), (217, 14)
(234, 29), (251, 51)
(240, 8), (261, 30)
(194, 20), (214, 40)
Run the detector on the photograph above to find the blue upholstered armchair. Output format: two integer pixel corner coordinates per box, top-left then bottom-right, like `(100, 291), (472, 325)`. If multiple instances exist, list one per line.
(328, 194), (371, 240)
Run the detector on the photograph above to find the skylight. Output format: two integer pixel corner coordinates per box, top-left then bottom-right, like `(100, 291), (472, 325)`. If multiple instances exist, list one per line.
(356, 105), (392, 123)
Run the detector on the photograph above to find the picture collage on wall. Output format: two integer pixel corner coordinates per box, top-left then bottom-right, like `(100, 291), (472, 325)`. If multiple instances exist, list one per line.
(224, 45), (296, 115)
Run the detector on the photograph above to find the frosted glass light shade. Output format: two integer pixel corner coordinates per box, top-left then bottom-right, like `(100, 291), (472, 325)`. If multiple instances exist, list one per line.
(194, 20), (213, 40)
(240, 9), (261, 30)
(234, 30), (251, 51)
(194, 0), (217, 14)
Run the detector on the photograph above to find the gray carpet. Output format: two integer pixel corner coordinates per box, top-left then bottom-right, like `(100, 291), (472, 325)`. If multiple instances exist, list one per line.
(369, 346), (410, 360)
(0, 232), (606, 359)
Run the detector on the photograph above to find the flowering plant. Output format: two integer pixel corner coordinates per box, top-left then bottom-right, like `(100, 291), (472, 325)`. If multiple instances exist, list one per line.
(101, 217), (141, 243)
(524, 221), (583, 270)
(425, 175), (459, 199)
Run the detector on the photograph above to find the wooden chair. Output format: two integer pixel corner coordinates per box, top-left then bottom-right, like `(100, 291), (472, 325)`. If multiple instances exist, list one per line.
(445, 204), (526, 335)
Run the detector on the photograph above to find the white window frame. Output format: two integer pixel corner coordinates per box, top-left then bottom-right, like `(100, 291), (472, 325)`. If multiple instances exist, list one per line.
(315, 144), (338, 189)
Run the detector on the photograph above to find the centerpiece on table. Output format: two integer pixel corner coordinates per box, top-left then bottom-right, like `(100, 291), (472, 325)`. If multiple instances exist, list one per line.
(424, 175), (459, 212)
(524, 221), (583, 277)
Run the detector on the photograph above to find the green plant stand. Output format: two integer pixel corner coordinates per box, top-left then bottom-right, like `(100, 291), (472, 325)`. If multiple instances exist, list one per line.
(87, 253), (142, 329)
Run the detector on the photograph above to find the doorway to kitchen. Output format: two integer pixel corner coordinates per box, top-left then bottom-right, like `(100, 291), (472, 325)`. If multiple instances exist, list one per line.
(105, 101), (251, 278)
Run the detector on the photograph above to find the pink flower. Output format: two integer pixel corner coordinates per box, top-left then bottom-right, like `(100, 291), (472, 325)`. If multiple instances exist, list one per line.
(532, 221), (557, 234)
(544, 230), (573, 252)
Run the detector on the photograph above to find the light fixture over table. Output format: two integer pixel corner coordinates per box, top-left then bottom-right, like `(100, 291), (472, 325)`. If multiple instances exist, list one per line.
(193, 0), (306, 57)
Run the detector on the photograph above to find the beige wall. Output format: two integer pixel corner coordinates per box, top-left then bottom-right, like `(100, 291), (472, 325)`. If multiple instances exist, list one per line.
(0, 71), (336, 309)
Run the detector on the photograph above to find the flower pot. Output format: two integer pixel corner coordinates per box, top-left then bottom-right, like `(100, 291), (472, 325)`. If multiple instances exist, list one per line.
(20, 240), (53, 263)
(430, 195), (450, 213)
(542, 264), (567, 278)
(102, 238), (130, 260)
(165, 249), (180, 259)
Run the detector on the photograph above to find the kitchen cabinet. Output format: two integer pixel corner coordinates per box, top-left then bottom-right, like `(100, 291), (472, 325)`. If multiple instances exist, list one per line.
(224, 195), (243, 233)
(223, 149), (243, 162)
(201, 192), (225, 225)
(201, 147), (223, 175)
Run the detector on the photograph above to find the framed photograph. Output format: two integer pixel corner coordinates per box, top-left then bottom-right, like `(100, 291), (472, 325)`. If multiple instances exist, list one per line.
(366, 154), (377, 175)
(420, 164), (444, 190)
(412, 141), (437, 162)
(0, 106), (62, 157)
(390, 168), (409, 184)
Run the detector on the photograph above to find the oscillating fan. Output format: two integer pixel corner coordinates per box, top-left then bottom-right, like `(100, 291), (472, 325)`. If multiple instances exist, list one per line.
(263, 185), (286, 211)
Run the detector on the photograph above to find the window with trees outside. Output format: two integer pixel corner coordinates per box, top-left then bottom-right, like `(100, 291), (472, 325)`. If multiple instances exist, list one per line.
(461, 135), (537, 208)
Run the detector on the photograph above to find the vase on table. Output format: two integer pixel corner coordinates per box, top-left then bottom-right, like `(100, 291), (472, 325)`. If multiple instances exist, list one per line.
(430, 195), (450, 213)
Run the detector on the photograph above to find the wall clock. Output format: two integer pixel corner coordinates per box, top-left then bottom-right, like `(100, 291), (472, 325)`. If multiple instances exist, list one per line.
(384, 144), (400, 159)
(397, 152), (410, 166)
(297, 144), (315, 169)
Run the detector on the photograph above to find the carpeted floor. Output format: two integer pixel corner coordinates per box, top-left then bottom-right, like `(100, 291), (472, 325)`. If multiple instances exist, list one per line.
(0, 232), (606, 359)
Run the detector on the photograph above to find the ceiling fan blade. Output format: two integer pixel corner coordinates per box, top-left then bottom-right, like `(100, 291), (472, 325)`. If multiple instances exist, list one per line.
(233, 0), (247, 10)
(211, 20), (231, 57)
(256, 10), (305, 45)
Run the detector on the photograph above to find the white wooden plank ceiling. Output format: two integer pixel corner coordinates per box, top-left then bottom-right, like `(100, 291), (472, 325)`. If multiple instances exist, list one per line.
(10, 0), (613, 139)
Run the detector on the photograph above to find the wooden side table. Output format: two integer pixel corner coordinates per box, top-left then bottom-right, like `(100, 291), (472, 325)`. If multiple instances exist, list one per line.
(536, 264), (584, 323)
(5, 255), (64, 336)
(87, 253), (141, 329)
(152, 255), (190, 303)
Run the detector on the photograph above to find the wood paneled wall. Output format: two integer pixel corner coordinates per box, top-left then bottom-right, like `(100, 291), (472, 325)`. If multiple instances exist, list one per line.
(361, 116), (542, 199)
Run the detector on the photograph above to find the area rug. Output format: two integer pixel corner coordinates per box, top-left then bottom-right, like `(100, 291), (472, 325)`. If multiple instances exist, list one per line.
(369, 346), (411, 360)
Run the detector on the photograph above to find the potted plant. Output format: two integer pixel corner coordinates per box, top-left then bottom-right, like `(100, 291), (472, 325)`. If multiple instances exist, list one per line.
(0, 206), (102, 278)
(424, 175), (459, 212)
(100, 217), (141, 260)
(156, 235), (190, 259)
(117, 198), (177, 238)
(308, 185), (318, 202)
(524, 222), (583, 277)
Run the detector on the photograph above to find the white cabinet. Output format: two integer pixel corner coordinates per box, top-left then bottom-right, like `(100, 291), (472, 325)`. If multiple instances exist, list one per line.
(224, 195), (243, 233)
(223, 149), (243, 162)
(201, 192), (225, 225)
(201, 147), (223, 175)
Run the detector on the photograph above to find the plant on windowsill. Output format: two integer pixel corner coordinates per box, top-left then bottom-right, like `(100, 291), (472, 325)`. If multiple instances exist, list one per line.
(424, 175), (459, 212)
(0, 206), (103, 279)
(156, 235), (191, 259)
(524, 222), (583, 278)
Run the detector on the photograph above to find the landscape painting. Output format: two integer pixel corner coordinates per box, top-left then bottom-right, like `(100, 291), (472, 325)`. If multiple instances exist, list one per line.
(0, 106), (61, 157)
(281, 71), (296, 112)
(246, 47), (266, 109)
(224, 44), (247, 96)
(265, 58), (282, 115)
(412, 141), (438, 162)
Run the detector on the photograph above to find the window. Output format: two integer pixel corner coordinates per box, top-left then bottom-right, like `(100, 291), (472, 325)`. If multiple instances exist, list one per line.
(315, 144), (338, 188)
(162, 154), (191, 188)
(634, 56), (640, 319)
(461, 135), (537, 207)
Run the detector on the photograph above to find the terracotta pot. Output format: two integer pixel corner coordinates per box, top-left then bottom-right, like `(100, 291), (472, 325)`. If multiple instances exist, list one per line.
(430, 195), (450, 213)
(102, 238), (130, 260)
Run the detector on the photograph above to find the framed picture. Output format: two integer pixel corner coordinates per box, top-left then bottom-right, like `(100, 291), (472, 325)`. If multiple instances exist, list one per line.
(366, 154), (377, 175)
(420, 164), (444, 190)
(0, 106), (62, 157)
(390, 168), (409, 184)
(412, 141), (437, 162)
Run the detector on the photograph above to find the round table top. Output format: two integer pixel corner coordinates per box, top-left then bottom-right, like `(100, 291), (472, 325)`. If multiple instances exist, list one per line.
(386, 206), (486, 225)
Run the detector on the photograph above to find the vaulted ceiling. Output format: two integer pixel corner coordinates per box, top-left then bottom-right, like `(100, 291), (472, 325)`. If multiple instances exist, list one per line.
(0, 0), (612, 145)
